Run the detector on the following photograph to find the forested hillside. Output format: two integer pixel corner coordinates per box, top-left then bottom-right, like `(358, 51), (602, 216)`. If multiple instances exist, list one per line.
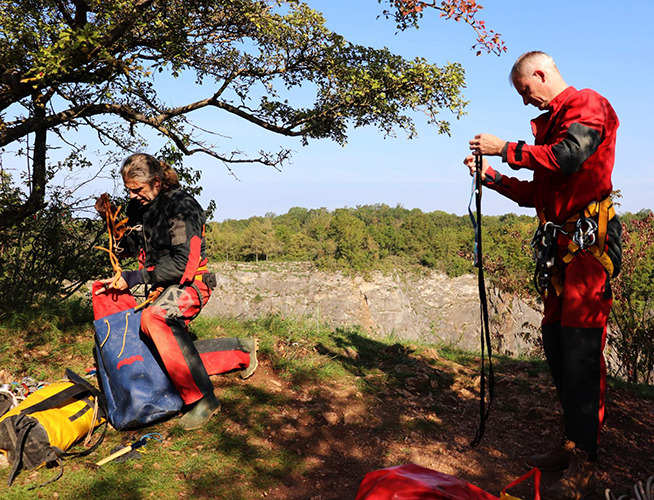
(206, 205), (537, 296)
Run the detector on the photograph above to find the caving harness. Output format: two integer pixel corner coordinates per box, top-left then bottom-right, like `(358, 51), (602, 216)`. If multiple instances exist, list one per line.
(467, 154), (494, 448)
(531, 197), (616, 296)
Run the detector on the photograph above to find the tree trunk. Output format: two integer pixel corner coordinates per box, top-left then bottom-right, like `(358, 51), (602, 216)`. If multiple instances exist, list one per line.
(0, 94), (48, 229)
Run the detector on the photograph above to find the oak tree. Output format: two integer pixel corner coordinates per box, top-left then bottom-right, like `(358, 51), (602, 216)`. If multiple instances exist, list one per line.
(0, 0), (500, 227)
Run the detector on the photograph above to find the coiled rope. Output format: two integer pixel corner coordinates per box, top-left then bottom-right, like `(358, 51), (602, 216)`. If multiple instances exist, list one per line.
(94, 194), (128, 288)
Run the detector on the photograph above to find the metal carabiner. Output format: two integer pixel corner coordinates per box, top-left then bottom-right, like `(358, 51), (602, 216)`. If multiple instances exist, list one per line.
(572, 217), (598, 250)
(531, 221), (557, 249)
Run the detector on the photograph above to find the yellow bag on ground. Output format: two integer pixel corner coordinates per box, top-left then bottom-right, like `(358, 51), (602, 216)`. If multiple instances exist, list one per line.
(0, 369), (106, 486)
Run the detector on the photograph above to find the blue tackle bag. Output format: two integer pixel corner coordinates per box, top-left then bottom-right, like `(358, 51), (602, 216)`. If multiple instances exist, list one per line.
(93, 308), (183, 430)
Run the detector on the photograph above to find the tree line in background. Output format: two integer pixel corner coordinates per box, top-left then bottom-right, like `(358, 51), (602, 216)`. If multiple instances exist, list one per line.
(206, 204), (536, 292)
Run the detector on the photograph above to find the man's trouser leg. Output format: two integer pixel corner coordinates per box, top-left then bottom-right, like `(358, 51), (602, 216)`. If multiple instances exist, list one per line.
(542, 322), (564, 402)
(141, 282), (213, 405)
(195, 338), (253, 375)
(542, 253), (612, 461)
(558, 325), (607, 461)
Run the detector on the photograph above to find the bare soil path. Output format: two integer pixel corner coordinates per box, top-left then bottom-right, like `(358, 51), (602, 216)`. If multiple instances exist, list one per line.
(229, 343), (653, 499)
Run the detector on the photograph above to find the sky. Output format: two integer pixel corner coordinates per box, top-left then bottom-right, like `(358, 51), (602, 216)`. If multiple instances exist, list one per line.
(9, 0), (652, 221)
(186, 0), (653, 221)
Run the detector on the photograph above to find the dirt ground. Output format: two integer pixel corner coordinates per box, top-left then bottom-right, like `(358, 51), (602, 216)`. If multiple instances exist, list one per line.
(225, 344), (654, 500)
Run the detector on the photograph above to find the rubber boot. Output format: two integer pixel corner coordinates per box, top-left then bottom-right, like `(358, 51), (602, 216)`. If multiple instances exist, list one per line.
(238, 338), (259, 380)
(526, 438), (575, 471)
(178, 392), (221, 430)
(543, 448), (598, 500)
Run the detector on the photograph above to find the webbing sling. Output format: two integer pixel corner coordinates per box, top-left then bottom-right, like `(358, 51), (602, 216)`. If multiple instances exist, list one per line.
(467, 154), (494, 448)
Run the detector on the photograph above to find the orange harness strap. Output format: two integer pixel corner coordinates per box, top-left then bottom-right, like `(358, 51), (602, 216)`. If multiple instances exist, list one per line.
(560, 197), (616, 277)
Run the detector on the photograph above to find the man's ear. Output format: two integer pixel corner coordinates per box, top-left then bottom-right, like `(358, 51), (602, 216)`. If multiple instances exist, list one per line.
(533, 69), (546, 82)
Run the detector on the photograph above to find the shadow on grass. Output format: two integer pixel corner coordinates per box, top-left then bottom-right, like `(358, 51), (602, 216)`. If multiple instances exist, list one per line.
(170, 325), (494, 499)
(2, 313), (651, 500)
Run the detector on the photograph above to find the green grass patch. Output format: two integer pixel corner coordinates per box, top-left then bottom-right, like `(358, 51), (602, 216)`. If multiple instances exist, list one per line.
(607, 376), (654, 400)
(433, 344), (479, 366)
(1, 298), (652, 498)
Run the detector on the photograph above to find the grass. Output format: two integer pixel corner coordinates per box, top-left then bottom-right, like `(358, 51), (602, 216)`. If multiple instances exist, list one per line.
(608, 376), (654, 400)
(0, 298), (652, 498)
(0, 302), (404, 498)
(0, 297), (95, 379)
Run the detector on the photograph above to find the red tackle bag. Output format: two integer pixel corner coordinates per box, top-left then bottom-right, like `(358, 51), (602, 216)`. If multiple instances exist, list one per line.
(355, 464), (541, 500)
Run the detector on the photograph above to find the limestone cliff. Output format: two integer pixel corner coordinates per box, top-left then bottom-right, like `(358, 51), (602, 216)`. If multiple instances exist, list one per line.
(203, 262), (543, 356)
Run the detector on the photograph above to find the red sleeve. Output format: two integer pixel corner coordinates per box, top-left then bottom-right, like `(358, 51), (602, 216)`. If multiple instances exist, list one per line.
(504, 90), (611, 175)
(482, 166), (537, 209)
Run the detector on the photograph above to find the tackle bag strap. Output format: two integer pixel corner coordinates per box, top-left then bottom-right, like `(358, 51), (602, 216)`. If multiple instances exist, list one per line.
(17, 384), (90, 418)
(59, 369), (107, 459)
(469, 153), (494, 448)
(64, 369), (107, 420)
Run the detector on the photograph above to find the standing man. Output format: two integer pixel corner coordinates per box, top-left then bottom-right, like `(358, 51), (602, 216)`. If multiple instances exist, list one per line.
(464, 51), (622, 500)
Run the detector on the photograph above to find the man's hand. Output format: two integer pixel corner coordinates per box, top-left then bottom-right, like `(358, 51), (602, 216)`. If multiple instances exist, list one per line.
(469, 133), (506, 156)
(463, 154), (491, 180)
(95, 193), (119, 219)
(94, 276), (129, 295)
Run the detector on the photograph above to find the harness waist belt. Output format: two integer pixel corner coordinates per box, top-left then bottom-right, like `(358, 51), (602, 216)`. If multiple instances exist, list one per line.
(536, 197), (616, 296)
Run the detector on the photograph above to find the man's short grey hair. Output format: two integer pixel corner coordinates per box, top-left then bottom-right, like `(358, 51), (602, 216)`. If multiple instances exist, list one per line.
(509, 51), (558, 84)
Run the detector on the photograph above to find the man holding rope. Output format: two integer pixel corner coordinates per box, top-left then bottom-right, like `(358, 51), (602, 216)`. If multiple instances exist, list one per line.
(464, 51), (622, 500)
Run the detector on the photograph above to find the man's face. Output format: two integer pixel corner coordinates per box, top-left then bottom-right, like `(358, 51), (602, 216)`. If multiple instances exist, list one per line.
(512, 73), (550, 110)
(124, 177), (161, 205)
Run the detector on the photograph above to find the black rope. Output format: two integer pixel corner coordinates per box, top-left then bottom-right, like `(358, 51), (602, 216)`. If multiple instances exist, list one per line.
(469, 153), (495, 448)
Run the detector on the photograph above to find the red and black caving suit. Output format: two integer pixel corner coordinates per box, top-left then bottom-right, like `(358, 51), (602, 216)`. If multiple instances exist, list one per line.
(482, 86), (622, 461)
(117, 189), (250, 405)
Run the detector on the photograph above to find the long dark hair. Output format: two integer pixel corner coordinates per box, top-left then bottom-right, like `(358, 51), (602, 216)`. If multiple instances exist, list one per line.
(120, 153), (180, 191)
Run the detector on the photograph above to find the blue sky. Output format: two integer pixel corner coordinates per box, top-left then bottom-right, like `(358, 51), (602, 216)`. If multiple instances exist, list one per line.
(19, 0), (650, 221)
(181, 0), (652, 221)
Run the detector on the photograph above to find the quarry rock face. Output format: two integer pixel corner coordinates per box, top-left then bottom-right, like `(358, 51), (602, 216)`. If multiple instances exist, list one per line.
(203, 262), (543, 356)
